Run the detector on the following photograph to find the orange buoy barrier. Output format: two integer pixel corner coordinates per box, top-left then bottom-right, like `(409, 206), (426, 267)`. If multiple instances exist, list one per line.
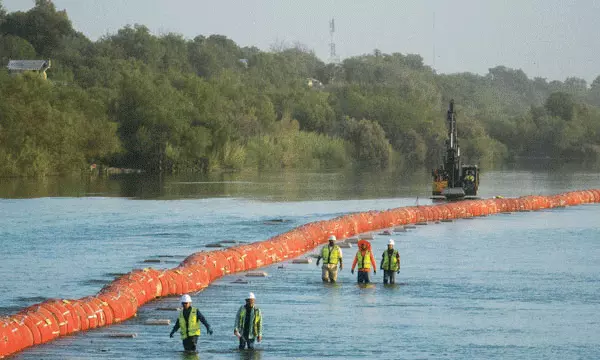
(1, 189), (599, 358)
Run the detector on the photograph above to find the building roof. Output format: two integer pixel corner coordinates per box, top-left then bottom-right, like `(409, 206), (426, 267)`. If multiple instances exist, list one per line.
(7, 60), (51, 71)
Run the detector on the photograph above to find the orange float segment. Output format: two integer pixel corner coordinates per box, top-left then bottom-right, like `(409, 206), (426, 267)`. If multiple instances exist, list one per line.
(59, 300), (81, 333)
(46, 299), (76, 335)
(39, 301), (68, 336)
(0, 317), (14, 357)
(15, 313), (41, 346)
(79, 299), (99, 329)
(27, 305), (60, 342)
(68, 300), (89, 331)
(9, 316), (33, 353)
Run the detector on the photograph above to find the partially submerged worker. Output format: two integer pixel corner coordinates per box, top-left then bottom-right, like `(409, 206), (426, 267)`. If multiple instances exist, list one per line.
(380, 239), (400, 284)
(351, 240), (376, 284)
(234, 292), (263, 350)
(316, 234), (343, 283)
(169, 294), (213, 352)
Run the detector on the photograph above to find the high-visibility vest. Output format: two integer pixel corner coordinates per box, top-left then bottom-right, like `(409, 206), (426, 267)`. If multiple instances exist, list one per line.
(356, 250), (372, 269)
(321, 245), (341, 264)
(382, 249), (399, 271)
(238, 306), (262, 338)
(179, 307), (201, 339)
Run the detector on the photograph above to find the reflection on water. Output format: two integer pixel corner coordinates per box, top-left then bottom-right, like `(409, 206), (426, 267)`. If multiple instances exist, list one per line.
(0, 168), (431, 200)
(1, 162), (599, 200)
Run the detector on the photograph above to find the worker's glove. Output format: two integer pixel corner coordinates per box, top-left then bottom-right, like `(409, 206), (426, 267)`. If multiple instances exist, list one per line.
(208, 328), (213, 335)
(169, 332), (174, 338)
(373, 270), (377, 275)
(397, 270), (400, 274)
(380, 266), (384, 270)
(339, 264), (343, 270)
(351, 269), (354, 274)
(316, 260), (320, 266)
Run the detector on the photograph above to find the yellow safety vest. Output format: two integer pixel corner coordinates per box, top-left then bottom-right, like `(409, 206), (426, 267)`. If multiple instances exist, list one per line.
(238, 307), (262, 338)
(382, 249), (399, 271)
(179, 307), (201, 339)
(356, 250), (372, 269)
(321, 245), (341, 264)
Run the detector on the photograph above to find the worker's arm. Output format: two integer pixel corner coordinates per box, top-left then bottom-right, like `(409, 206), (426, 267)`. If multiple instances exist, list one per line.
(397, 252), (401, 272)
(351, 254), (358, 273)
(197, 309), (213, 335)
(233, 306), (242, 335)
(316, 247), (322, 266)
(370, 252), (376, 273)
(256, 309), (263, 339)
(338, 247), (343, 269)
(380, 252), (385, 270)
(169, 318), (180, 337)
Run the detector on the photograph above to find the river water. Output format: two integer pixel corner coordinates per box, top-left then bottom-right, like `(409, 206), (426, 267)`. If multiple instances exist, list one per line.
(1, 167), (599, 359)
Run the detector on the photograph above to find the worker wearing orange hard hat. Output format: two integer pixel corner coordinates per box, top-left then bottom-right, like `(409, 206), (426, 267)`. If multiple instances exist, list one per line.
(351, 239), (376, 283)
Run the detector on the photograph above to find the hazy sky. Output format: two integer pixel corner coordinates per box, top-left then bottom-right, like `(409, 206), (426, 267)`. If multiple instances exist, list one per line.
(4, 0), (600, 83)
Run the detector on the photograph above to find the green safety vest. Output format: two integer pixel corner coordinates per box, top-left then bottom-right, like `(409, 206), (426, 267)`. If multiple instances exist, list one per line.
(356, 250), (372, 269)
(321, 245), (341, 264)
(237, 306), (262, 339)
(179, 307), (201, 339)
(382, 249), (399, 271)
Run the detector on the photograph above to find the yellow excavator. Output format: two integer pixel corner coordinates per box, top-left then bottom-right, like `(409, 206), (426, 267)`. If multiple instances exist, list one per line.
(431, 100), (479, 200)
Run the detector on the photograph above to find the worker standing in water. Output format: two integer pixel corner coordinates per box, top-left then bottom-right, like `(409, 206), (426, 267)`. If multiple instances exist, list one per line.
(380, 239), (400, 284)
(234, 292), (263, 350)
(316, 235), (343, 283)
(351, 240), (376, 284)
(169, 294), (213, 352)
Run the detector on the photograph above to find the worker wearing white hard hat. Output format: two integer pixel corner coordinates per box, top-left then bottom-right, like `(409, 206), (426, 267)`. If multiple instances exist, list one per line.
(170, 294), (213, 352)
(234, 292), (263, 349)
(380, 239), (400, 284)
(316, 234), (343, 283)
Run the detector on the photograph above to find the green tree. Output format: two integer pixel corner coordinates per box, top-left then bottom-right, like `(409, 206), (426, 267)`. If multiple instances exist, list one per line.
(0, 35), (37, 64)
(1, 0), (75, 57)
(545, 92), (575, 121)
(342, 117), (391, 169)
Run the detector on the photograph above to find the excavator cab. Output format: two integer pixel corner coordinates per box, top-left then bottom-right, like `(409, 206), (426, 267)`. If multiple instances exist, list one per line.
(461, 165), (479, 196)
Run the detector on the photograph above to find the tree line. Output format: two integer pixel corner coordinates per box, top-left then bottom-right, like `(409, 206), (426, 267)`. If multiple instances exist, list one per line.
(1, 0), (599, 177)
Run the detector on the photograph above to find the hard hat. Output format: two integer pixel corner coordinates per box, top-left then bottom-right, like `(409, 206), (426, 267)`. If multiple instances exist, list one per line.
(328, 235), (336, 241)
(180, 294), (192, 303)
(388, 239), (395, 246)
(246, 292), (256, 300)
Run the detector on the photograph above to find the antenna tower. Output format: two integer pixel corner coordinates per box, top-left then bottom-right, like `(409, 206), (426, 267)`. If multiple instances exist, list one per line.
(329, 18), (339, 64)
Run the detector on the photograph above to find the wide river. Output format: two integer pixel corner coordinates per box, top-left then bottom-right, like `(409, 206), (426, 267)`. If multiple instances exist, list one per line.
(1, 167), (599, 359)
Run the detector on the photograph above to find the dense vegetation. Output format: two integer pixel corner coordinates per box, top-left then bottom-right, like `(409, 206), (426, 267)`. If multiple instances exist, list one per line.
(1, 0), (599, 176)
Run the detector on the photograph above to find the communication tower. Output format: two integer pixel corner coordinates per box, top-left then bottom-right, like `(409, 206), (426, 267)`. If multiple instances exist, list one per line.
(329, 18), (340, 64)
